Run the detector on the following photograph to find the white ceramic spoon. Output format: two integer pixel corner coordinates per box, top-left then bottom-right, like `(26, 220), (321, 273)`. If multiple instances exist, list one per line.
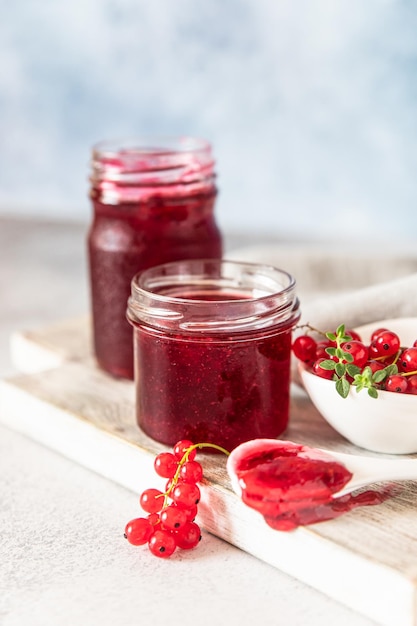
(322, 449), (417, 497)
(226, 439), (417, 500)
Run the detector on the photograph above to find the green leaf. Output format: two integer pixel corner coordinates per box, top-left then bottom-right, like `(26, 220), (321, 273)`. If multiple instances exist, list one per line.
(342, 351), (354, 363)
(319, 359), (336, 370)
(347, 364), (361, 377)
(385, 364), (398, 376)
(368, 387), (378, 399)
(335, 362), (347, 377)
(336, 377), (350, 398)
(336, 324), (346, 336)
(336, 347), (345, 359)
(361, 365), (373, 379)
(373, 369), (387, 383)
(326, 332), (337, 342)
(325, 346), (337, 357)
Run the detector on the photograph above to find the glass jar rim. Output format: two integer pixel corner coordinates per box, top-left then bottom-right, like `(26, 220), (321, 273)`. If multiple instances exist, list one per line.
(91, 136), (215, 186)
(127, 259), (300, 335)
(93, 136), (212, 159)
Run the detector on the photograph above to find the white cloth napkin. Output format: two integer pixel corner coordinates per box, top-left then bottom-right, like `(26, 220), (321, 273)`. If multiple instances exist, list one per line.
(299, 272), (417, 332)
(226, 244), (417, 331)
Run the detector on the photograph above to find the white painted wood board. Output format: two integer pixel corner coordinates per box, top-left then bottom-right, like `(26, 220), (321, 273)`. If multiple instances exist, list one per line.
(1, 318), (417, 626)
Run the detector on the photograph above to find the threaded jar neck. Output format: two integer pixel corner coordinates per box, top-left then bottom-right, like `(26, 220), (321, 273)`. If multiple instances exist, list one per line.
(127, 259), (300, 338)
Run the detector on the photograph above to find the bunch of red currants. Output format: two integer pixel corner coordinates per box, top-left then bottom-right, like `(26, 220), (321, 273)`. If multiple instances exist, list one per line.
(124, 440), (204, 558)
(124, 440), (229, 558)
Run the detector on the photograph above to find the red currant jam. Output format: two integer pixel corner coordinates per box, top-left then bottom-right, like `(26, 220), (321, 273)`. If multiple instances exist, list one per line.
(87, 138), (222, 380)
(128, 260), (300, 450)
(233, 441), (387, 530)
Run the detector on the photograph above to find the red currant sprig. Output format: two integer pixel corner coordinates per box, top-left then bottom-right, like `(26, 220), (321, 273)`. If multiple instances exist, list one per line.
(124, 440), (230, 559)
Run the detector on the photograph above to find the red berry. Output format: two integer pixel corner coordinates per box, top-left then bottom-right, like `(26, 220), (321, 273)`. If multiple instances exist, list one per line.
(341, 340), (368, 368)
(172, 482), (201, 508)
(312, 358), (334, 380)
(173, 440), (196, 461)
(315, 341), (332, 359)
(140, 488), (165, 514)
(179, 460), (203, 484)
(345, 329), (362, 341)
(292, 335), (317, 363)
(148, 529), (177, 558)
(385, 375), (408, 393)
(182, 504), (198, 521)
(370, 331), (400, 358)
(175, 521), (202, 550)
(160, 505), (188, 531)
(367, 360), (385, 374)
(147, 512), (160, 526)
(368, 344), (396, 364)
(124, 518), (153, 546)
(368, 344), (380, 359)
(398, 347), (417, 373)
(154, 452), (178, 478)
(407, 375), (417, 394)
(370, 327), (388, 342)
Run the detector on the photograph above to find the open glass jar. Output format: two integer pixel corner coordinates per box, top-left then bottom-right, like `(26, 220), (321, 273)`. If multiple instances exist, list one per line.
(87, 137), (222, 380)
(127, 259), (300, 450)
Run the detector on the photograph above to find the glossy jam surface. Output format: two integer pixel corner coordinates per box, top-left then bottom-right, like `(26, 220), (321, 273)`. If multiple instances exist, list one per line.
(133, 291), (294, 450)
(88, 191), (222, 379)
(233, 441), (389, 530)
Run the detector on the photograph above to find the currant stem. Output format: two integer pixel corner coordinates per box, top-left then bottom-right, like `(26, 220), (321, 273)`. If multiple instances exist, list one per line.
(373, 349), (402, 365)
(399, 368), (417, 378)
(294, 323), (328, 339)
(187, 442), (231, 457)
(163, 442), (230, 506)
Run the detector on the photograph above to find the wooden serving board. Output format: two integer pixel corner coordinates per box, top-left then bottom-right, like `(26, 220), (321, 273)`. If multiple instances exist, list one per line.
(2, 317), (417, 626)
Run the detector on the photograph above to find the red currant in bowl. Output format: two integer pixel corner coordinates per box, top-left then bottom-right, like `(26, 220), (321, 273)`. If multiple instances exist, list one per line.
(370, 330), (400, 359)
(340, 340), (368, 368)
(313, 358), (334, 380)
(298, 318), (417, 454)
(292, 335), (317, 364)
(398, 347), (417, 373)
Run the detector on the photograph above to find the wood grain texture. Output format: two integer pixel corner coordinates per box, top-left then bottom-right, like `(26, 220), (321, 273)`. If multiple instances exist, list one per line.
(10, 316), (92, 373)
(2, 318), (417, 626)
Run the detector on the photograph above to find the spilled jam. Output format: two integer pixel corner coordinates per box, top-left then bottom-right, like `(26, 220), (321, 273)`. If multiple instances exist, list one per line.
(233, 441), (389, 530)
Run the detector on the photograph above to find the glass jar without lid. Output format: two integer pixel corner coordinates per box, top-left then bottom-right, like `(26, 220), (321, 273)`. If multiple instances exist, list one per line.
(127, 259), (300, 450)
(87, 137), (222, 380)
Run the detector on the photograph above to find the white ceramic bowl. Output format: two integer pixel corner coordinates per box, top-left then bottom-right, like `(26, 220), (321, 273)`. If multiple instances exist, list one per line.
(299, 318), (417, 454)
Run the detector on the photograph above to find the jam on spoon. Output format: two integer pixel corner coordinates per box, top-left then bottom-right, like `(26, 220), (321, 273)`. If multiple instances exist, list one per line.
(227, 439), (394, 531)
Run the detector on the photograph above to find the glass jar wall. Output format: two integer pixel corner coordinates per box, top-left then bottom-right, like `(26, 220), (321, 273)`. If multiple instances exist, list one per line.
(87, 137), (223, 379)
(127, 259), (300, 450)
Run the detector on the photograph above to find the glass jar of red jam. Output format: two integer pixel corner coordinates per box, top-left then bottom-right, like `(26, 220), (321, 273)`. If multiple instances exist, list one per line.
(87, 137), (222, 380)
(127, 259), (300, 450)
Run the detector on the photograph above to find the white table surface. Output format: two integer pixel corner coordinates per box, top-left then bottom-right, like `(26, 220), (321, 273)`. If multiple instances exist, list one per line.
(0, 217), (379, 626)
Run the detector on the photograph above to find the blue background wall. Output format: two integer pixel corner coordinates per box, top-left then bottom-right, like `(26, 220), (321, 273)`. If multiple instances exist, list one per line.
(1, 0), (417, 241)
